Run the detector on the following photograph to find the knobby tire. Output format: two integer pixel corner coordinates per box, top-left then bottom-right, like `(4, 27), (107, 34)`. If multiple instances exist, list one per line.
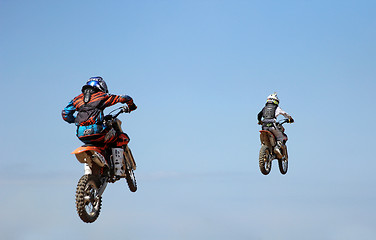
(278, 147), (288, 175)
(259, 145), (272, 175)
(75, 175), (102, 223)
(125, 168), (137, 192)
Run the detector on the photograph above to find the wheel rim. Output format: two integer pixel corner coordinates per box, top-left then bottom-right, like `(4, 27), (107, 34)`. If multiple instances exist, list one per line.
(84, 182), (100, 216)
(265, 149), (271, 171)
(281, 159), (287, 172)
(128, 170), (136, 186)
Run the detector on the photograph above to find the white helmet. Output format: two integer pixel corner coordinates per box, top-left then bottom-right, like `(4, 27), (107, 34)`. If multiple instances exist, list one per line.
(266, 92), (279, 105)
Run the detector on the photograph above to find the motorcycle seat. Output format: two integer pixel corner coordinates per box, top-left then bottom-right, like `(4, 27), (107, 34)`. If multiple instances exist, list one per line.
(82, 143), (105, 148)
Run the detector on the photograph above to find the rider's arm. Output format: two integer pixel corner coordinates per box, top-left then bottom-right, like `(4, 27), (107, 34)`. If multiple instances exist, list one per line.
(62, 100), (76, 123)
(257, 108), (264, 122)
(275, 107), (291, 119)
(102, 94), (137, 111)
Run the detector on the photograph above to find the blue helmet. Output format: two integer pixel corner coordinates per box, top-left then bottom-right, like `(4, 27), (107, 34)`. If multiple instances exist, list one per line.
(85, 76), (108, 93)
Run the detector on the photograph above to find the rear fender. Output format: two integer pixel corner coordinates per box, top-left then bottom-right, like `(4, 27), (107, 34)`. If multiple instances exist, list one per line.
(71, 146), (107, 167)
(259, 130), (276, 148)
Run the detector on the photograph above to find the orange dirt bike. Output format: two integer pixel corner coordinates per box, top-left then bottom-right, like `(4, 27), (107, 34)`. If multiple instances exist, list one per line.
(258, 119), (292, 175)
(71, 105), (137, 223)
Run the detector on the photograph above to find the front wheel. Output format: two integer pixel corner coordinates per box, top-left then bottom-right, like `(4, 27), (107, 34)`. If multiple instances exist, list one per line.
(278, 146), (288, 174)
(259, 145), (272, 175)
(125, 167), (137, 192)
(75, 175), (102, 223)
(124, 146), (137, 192)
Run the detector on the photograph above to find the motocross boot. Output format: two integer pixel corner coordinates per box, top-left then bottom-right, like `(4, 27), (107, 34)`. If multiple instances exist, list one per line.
(274, 141), (283, 159)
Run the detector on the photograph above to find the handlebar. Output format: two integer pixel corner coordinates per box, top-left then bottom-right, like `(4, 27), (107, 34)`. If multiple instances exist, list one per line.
(279, 119), (289, 124)
(279, 118), (294, 124)
(259, 118), (294, 125)
(111, 105), (130, 118)
(104, 105), (129, 125)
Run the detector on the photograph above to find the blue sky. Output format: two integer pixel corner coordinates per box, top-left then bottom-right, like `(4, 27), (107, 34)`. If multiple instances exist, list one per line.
(1, 0), (375, 239)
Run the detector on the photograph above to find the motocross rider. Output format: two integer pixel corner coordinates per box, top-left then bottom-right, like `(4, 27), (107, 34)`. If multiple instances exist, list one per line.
(62, 76), (137, 147)
(257, 92), (294, 158)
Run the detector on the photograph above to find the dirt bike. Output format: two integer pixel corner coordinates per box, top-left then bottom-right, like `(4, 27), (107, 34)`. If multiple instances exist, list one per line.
(71, 105), (137, 223)
(258, 119), (292, 175)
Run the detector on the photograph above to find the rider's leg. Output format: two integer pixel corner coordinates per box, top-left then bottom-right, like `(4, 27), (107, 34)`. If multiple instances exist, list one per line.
(109, 132), (135, 172)
(270, 128), (285, 158)
(103, 132), (129, 177)
(78, 132), (106, 146)
(117, 133), (137, 170)
(114, 132), (130, 147)
(112, 147), (125, 177)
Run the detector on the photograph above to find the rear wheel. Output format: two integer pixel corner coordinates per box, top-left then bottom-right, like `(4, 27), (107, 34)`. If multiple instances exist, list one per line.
(75, 175), (102, 223)
(259, 145), (272, 175)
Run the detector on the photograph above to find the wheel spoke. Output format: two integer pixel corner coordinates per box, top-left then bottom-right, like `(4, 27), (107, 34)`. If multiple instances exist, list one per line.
(83, 196), (91, 203)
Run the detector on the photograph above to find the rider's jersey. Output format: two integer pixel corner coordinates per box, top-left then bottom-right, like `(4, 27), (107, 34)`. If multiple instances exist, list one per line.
(258, 104), (291, 123)
(62, 91), (135, 137)
(263, 103), (277, 120)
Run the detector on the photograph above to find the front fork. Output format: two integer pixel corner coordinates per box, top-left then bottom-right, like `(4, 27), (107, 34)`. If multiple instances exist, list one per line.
(84, 163), (92, 175)
(95, 179), (108, 200)
(280, 144), (288, 160)
(123, 145), (136, 170)
(83, 163), (108, 200)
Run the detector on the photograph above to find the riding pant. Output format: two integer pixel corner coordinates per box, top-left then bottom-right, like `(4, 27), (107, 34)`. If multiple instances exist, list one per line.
(262, 124), (288, 143)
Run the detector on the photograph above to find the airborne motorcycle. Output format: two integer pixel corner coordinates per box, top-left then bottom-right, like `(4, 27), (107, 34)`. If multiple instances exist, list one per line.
(72, 105), (137, 223)
(258, 119), (292, 175)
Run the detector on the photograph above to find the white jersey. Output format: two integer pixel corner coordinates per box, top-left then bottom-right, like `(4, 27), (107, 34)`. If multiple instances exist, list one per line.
(275, 106), (291, 119)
